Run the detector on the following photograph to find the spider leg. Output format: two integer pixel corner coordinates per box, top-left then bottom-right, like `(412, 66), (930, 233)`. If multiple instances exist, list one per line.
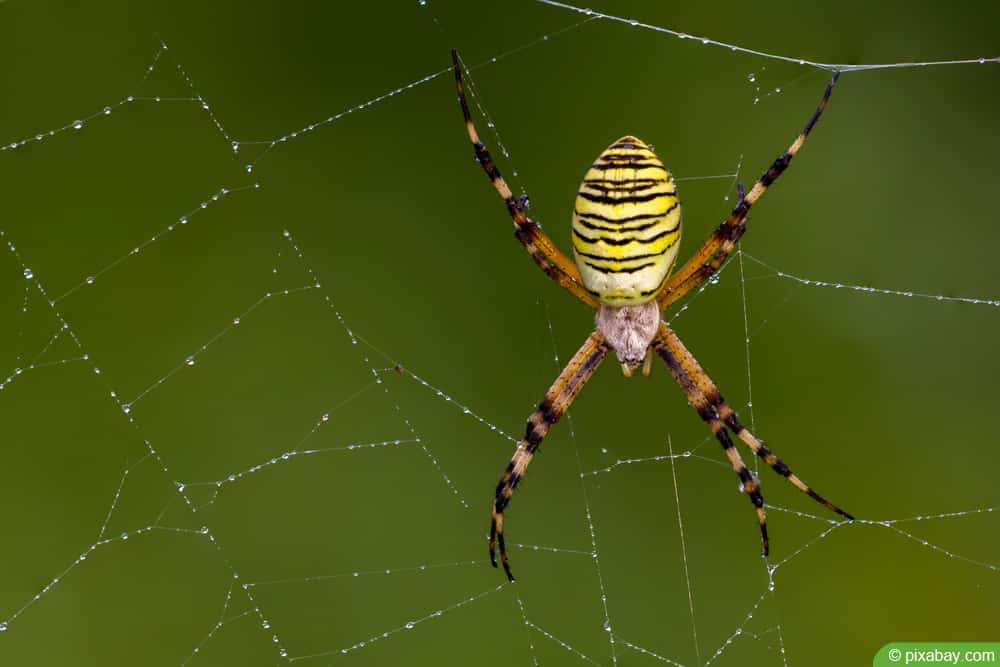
(657, 72), (840, 311)
(490, 330), (609, 581)
(657, 323), (854, 522)
(652, 327), (770, 554)
(451, 49), (599, 309)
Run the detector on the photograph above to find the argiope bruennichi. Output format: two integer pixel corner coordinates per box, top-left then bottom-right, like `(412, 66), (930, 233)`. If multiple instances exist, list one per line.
(451, 50), (853, 581)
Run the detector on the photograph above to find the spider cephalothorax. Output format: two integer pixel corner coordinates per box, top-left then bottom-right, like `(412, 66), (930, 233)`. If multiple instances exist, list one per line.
(451, 49), (852, 581)
(595, 301), (659, 374)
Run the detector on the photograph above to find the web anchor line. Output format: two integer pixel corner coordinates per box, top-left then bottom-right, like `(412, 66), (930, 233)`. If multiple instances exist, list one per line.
(535, 0), (1000, 72)
(743, 252), (1000, 307)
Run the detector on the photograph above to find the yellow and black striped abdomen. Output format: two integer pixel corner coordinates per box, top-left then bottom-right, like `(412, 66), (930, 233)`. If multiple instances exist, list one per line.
(572, 136), (681, 306)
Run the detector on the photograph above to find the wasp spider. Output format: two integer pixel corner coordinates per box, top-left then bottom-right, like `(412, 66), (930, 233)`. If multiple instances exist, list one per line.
(451, 50), (853, 581)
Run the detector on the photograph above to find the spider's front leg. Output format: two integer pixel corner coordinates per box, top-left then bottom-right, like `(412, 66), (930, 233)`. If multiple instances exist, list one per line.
(658, 324), (854, 521)
(653, 323), (853, 555)
(653, 330), (770, 551)
(490, 331), (609, 581)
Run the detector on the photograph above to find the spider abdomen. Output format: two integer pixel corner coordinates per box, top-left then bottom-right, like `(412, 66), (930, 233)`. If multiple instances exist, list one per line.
(572, 136), (681, 306)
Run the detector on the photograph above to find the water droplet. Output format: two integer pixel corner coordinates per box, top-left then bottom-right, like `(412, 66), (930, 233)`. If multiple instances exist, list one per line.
(0, 622), (7, 631)
(246, 164), (254, 173)
(104, 106), (112, 115)
(85, 275), (95, 284)
(321, 413), (330, 422)
(23, 268), (33, 279)
(279, 648), (288, 658)
(262, 620), (270, 629)
(418, 0), (426, 5)
(176, 483), (185, 492)
(72, 120), (83, 130)
(405, 621), (415, 629)
(186, 356), (196, 366)
(122, 404), (131, 414)
(233, 316), (241, 325)
(199, 526), (209, 534)
(120, 532), (129, 540)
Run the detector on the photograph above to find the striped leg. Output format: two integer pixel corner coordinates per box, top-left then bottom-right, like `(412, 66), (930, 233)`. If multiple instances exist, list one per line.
(452, 49), (599, 309)
(656, 323), (854, 522)
(657, 72), (840, 311)
(491, 331), (609, 581)
(653, 331), (771, 554)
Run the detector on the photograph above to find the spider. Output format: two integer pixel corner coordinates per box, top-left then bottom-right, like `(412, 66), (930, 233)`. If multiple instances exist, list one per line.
(451, 50), (853, 582)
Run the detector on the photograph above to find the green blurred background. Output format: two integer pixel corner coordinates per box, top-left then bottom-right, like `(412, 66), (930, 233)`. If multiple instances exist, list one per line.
(1, 1), (998, 665)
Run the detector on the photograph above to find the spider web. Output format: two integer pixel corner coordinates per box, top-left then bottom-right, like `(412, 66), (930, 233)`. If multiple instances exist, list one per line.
(2, 1), (998, 665)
